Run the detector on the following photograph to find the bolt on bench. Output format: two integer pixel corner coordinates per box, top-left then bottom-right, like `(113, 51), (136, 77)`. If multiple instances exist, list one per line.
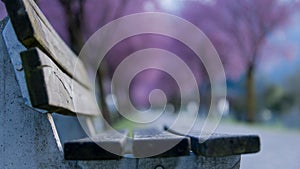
(0, 0), (260, 168)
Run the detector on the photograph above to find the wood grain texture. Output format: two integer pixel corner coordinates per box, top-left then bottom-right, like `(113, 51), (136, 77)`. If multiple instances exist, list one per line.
(64, 130), (129, 160)
(164, 126), (260, 157)
(21, 48), (99, 116)
(3, 0), (91, 89)
(133, 128), (190, 158)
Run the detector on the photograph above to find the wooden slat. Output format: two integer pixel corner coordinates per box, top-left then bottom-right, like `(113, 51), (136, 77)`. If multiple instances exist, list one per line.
(3, 0), (91, 89)
(64, 130), (128, 160)
(164, 126), (260, 157)
(133, 128), (190, 158)
(21, 48), (99, 116)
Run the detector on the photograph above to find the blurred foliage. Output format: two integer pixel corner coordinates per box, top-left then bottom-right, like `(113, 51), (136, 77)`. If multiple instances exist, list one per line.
(264, 85), (295, 114)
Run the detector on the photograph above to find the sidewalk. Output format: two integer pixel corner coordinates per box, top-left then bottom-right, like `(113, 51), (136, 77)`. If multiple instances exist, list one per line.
(216, 122), (300, 169)
(143, 112), (300, 169)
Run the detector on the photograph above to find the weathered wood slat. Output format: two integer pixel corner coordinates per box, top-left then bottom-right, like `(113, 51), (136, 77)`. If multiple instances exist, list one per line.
(164, 126), (260, 157)
(133, 128), (190, 158)
(3, 0), (91, 89)
(21, 48), (99, 116)
(64, 130), (129, 160)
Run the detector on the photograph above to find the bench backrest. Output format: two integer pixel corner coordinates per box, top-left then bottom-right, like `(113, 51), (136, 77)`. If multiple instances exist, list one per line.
(3, 0), (101, 117)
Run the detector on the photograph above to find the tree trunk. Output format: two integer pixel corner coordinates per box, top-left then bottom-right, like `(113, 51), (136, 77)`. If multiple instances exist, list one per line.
(58, 0), (111, 126)
(246, 64), (256, 123)
(59, 0), (84, 54)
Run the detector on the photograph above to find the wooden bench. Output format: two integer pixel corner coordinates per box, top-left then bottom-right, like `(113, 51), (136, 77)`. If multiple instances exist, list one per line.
(0, 0), (260, 168)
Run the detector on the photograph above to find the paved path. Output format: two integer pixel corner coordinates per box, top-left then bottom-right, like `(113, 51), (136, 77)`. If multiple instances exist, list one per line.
(216, 122), (300, 169)
(141, 112), (300, 169)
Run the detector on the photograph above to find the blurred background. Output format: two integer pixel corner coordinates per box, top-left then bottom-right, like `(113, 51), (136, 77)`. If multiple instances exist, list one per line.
(1, 0), (300, 168)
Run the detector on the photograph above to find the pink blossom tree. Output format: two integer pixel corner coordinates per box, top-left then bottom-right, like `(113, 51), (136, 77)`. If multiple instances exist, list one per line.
(181, 0), (299, 122)
(0, 2), (7, 20)
(39, 0), (164, 122)
(1, 0), (298, 123)
(38, 0), (152, 53)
